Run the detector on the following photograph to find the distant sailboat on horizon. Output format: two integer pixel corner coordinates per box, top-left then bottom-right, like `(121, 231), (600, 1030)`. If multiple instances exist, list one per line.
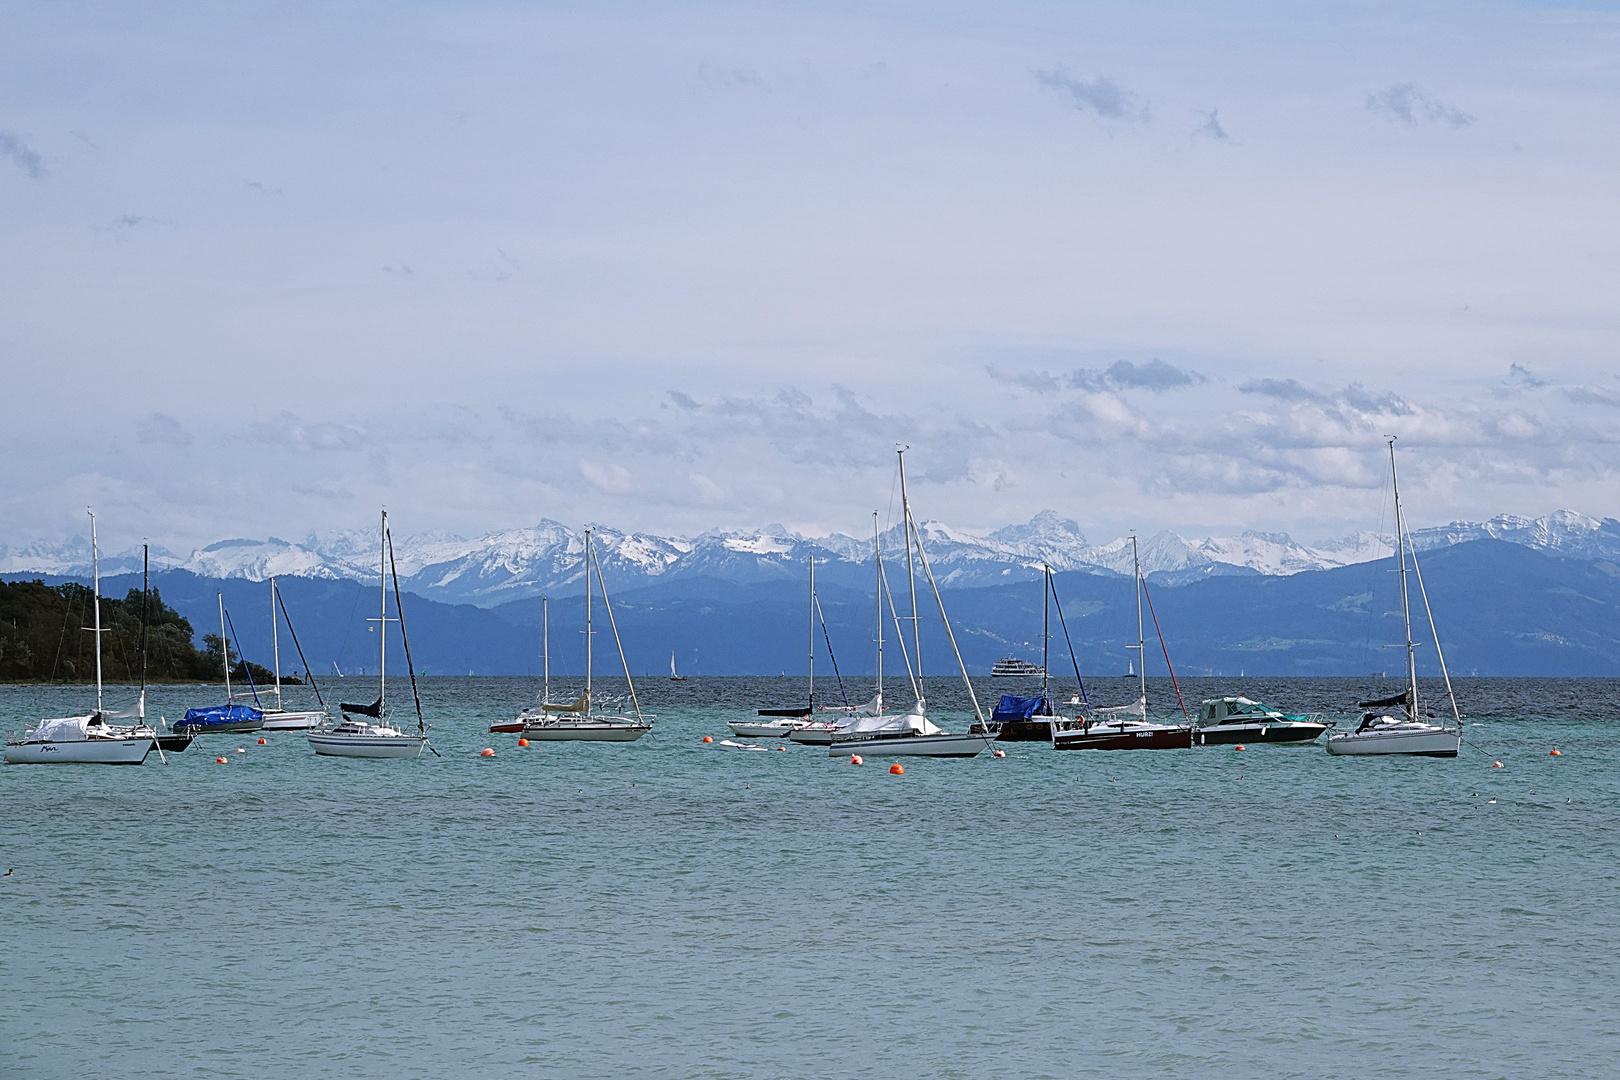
(670, 650), (688, 681)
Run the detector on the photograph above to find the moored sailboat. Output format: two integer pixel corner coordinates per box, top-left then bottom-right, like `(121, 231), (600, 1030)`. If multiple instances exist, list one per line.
(824, 450), (993, 759)
(259, 578), (330, 730)
(4, 511), (159, 765)
(178, 594), (266, 735)
(1327, 439), (1462, 758)
(519, 530), (653, 742)
(307, 510), (430, 759)
(1052, 536), (1193, 751)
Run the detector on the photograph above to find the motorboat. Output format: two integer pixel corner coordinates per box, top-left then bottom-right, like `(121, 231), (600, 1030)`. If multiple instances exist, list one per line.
(1194, 697), (1328, 745)
(1325, 440), (1464, 758)
(990, 656), (1044, 677)
(308, 510), (431, 760)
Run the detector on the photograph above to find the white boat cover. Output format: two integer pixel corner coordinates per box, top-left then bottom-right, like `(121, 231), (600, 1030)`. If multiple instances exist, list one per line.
(822, 693), (884, 717)
(32, 716), (93, 741)
(541, 691), (589, 713)
(835, 704), (941, 737)
(1092, 697), (1148, 719)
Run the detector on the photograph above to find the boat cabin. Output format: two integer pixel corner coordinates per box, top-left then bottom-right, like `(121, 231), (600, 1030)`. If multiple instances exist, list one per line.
(1196, 696), (1293, 726)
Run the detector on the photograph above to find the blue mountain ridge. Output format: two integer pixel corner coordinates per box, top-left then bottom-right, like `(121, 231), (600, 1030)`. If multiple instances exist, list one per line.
(11, 539), (1620, 678)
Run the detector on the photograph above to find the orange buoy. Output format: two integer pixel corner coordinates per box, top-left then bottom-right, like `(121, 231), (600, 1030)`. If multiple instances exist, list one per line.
(480, 747), (495, 757)
(257, 738), (267, 745)
(776, 745), (787, 751)
(1493, 760), (1504, 768)
(1235, 745), (1246, 751)
(992, 748), (1006, 758)
(850, 754), (864, 765)
(518, 738), (530, 747)
(1550, 748), (1562, 756)
(889, 763), (904, 775)
(215, 757), (228, 764)
(701, 735), (714, 743)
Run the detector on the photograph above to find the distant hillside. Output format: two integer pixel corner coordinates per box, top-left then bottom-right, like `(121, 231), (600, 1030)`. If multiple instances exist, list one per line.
(8, 540), (1617, 679)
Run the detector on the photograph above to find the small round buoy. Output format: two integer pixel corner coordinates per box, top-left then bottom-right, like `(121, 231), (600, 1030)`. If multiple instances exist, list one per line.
(518, 738), (529, 747)
(1550, 748), (1562, 756)
(890, 763), (904, 774)
(257, 738), (267, 745)
(480, 747), (495, 757)
(1235, 744), (1246, 751)
(850, 754), (864, 765)
(992, 748), (1006, 758)
(776, 746), (787, 751)
(235, 747), (245, 754)
(215, 757), (227, 764)
(1493, 761), (1504, 768)
(701, 735), (713, 743)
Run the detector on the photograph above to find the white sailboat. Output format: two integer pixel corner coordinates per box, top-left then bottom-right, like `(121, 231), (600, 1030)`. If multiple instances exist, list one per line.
(824, 450), (992, 759)
(732, 553), (843, 739)
(520, 530), (653, 742)
(307, 510), (430, 759)
(4, 511), (158, 765)
(260, 577), (330, 730)
(669, 650), (688, 681)
(789, 514), (889, 745)
(1327, 439), (1462, 758)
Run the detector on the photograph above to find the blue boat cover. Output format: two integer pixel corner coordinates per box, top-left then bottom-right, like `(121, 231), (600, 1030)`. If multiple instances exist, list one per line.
(182, 704), (265, 726)
(991, 694), (1053, 724)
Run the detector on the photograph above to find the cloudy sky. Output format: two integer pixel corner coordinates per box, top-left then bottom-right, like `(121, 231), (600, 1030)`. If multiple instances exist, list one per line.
(3, 0), (1619, 552)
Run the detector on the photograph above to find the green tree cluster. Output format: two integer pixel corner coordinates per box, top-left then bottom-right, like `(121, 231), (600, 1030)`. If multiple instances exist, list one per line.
(0, 580), (274, 684)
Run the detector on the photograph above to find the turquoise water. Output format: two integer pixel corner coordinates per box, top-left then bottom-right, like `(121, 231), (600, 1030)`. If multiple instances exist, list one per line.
(3, 676), (1617, 1079)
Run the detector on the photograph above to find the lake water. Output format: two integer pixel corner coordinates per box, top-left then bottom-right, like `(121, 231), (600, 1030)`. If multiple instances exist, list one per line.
(3, 676), (1617, 1079)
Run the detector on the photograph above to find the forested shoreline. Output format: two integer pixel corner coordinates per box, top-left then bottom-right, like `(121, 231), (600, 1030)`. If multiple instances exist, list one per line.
(0, 580), (279, 684)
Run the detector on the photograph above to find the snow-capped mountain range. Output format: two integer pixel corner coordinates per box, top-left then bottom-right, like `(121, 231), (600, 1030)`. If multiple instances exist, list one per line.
(3, 510), (1617, 607)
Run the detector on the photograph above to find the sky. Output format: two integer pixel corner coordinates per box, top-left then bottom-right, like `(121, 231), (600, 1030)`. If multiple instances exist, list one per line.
(3, 0), (1619, 553)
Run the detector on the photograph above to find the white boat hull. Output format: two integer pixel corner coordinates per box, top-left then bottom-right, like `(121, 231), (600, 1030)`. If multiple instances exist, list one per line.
(260, 709), (327, 730)
(1326, 725), (1459, 757)
(4, 737), (154, 765)
(828, 732), (990, 758)
(307, 732), (426, 758)
(788, 725), (838, 745)
(521, 720), (651, 742)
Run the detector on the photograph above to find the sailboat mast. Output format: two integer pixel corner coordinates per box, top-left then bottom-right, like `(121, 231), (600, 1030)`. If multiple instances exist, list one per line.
(139, 542), (149, 717)
(1042, 564), (1051, 697)
(219, 591), (231, 703)
(1390, 439), (1418, 718)
(90, 510), (103, 715)
(1133, 535), (1146, 707)
(807, 553), (815, 710)
(585, 530), (593, 705)
(271, 578), (283, 711)
(897, 448), (923, 702)
(873, 512), (883, 699)
(541, 597), (550, 705)
(379, 509), (388, 720)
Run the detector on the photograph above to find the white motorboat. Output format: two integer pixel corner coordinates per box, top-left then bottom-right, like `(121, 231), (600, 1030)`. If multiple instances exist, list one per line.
(259, 577), (329, 730)
(990, 656), (1044, 677)
(517, 530), (653, 743)
(4, 512), (158, 765)
(1193, 697), (1328, 745)
(1326, 439), (1464, 759)
(308, 510), (431, 760)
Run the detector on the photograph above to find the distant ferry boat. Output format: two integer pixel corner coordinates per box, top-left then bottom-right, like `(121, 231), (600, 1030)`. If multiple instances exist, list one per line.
(990, 657), (1045, 678)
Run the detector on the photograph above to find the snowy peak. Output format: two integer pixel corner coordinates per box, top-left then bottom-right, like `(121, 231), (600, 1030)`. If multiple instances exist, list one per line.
(8, 509), (1619, 606)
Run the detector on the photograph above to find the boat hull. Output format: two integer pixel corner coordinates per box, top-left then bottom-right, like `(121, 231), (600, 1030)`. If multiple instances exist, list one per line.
(260, 710), (326, 731)
(155, 734), (195, 752)
(1325, 727), (1459, 757)
(1196, 722), (1327, 746)
(1052, 725), (1193, 751)
(4, 737), (153, 764)
(728, 720), (810, 738)
(307, 732), (426, 758)
(521, 722), (651, 742)
(990, 719), (1053, 742)
(488, 720), (527, 734)
(828, 732), (990, 758)
(175, 718), (265, 735)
